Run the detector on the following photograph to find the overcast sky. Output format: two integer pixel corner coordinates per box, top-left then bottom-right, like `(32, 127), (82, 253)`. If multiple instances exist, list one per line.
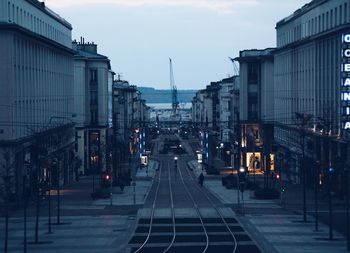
(45, 0), (310, 90)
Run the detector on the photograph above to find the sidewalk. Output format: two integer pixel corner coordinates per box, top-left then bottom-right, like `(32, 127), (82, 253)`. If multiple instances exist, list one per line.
(0, 159), (158, 253)
(188, 159), (348, 253)
(93, 159), (158, 206)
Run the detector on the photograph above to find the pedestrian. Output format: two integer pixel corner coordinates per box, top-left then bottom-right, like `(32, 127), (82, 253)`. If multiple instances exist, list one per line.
(198, 172), (204, 187)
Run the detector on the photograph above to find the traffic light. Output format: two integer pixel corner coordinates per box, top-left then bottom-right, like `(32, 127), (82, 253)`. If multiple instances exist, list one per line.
(174, 156), (178, 168)
(275, 172), (281, 180)
(238, 167), (246, 192)
(103, 173), (111, 188)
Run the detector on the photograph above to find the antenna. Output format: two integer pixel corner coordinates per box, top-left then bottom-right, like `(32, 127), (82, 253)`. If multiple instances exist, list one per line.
(117, 73), (123, 81)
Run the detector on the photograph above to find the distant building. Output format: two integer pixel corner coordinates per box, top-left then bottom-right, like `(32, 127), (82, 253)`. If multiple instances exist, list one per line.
(192, 76), (239, 167)
(219, 77), (236, 143)
(73, 39), (113, 176)
(0, 0), (76, 202)
(112, 79), (150, 179)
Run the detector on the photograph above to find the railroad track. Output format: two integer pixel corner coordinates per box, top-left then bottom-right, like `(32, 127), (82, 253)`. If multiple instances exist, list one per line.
(128, 135), (259, 253)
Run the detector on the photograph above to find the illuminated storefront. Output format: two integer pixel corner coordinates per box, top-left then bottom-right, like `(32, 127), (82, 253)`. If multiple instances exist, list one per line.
(88, 130), (101, 175)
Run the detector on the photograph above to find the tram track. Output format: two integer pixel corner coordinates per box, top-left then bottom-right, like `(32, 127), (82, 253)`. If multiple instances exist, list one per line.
(128, 134), (259, 253)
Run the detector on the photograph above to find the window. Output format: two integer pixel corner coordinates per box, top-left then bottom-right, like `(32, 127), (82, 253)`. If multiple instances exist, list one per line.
(322, 13), (325, 31)
(248, 97), (258, 120)
(248, 84), (258, 96)
(345, 3), (348, 23)
(90, 91), (98, 105)
(318, 15), (321, 33)
(88, 131), (100, 173)
(90, 110), (98, 125)
(12, 4), (14, 23)
(8, 2), (10, 21)
(248, 63), (259, 84)
(330, 10), (333, 28)
(90, 69), (97, 82)
(335, 7), (338, 26)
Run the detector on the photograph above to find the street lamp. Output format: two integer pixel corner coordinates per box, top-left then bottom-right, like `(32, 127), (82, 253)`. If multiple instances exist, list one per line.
(52, 158), (62, 225)
(296, 112), (312, 223)
(328, 165), (334, 240)
(238, 167), (246, 215)
(314, 160), (320, 232)
(174, 156), (178, 174)
(23, 161), (31, 253)
(47, 161), (53, 234)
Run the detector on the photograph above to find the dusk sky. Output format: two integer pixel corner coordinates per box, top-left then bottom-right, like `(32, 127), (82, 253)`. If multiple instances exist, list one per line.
(45, 0), (310, 89)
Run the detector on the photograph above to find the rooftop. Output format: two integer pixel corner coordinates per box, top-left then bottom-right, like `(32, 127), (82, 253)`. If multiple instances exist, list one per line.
(276, 0), (326, 28)
(234, 48), (275, 62)
(26, 0), (72, 29)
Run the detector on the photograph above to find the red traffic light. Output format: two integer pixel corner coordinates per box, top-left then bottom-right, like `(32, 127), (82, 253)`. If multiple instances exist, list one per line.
(276, 173), (280, 180)
(105, 174), (110, 181)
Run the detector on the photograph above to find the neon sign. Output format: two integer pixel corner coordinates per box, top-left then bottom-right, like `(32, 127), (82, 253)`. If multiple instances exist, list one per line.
(341, 33), (350, 130)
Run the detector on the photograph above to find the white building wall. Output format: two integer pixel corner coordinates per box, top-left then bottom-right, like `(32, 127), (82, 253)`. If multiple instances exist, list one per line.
(275, 31), (342, 135)
(90, 61), (109, 126)
(273, 0), (349, 183)
(0, 0), (72, 48)
(239, 64), (248, 121)
(277, 0), (350, 48)
(0, 33), (13, 139)
(261, 60), (275, 122)
(73, 59), (88, 127)
(0, 7), (74, 141)
(219, 82), (233, 142)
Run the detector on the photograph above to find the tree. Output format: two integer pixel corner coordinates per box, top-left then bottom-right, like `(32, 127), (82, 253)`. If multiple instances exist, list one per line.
(1, 148), (15, 253)
(31, 133), (48, 244)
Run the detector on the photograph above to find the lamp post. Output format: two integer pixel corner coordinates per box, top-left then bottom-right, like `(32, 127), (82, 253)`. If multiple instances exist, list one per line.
(23, 162), (31, 253)
(314, 160), (320, 232)
(52, 158), (62, 225)
(239, 167), (246, 215)
(236, 167), (240, 213)
(328, 165), (334, 240)
(4, 174), (10, 253)
(34, 159), (41, 244)
(296, 112), (312, 223)
(47, 163), (52, 234)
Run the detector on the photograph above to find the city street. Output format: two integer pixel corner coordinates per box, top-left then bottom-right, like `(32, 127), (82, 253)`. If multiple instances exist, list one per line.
(128, 134), (261, 253)
(1, 1), (350, 253)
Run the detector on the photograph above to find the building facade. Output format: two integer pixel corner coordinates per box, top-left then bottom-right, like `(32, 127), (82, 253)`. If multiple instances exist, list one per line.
(73, 39), (112, 176)
(235, 48), (275, 179)
(192, 77), (239, 168)
(0, 0), (75, 203)
(112, 79), (150, 180)
(274, 0), (350, 187)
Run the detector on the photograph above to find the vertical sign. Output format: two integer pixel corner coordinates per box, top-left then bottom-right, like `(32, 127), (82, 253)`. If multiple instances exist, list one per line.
(341, 33), (350, 130)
